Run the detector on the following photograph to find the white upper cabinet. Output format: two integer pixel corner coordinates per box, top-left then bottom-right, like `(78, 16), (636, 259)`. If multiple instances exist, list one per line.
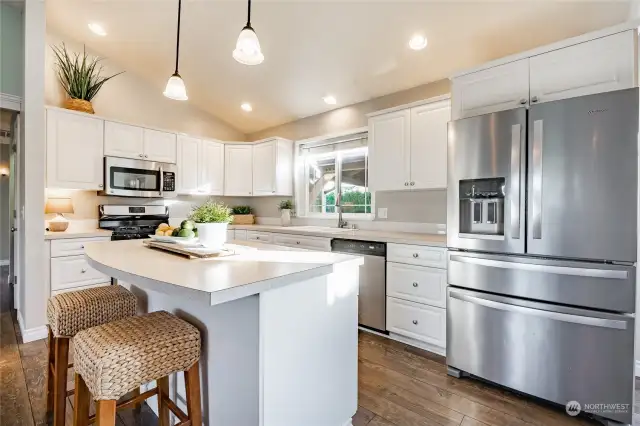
(452, 59), (529, 120)
(224, 144), (254, 196)
(529, 31), (636, 104)
(104, 121), (144, 159)
(176, 135), (200, 194)
(369, 99), (450, 193)
(369, 109), (411, 192)
(143, 128), (177, 164)
(46, 109), (104, 190)
(199, 139), (225, 196)
(252, 138), (294, 196)
(410, 100), (450, 190)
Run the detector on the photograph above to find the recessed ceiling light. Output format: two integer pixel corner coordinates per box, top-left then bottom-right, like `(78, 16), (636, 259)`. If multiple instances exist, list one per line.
(409, 34), (428, 50)
(241, 103), (253, 112)
(323, 95), (337, 105)
(88, 23), (107, 36)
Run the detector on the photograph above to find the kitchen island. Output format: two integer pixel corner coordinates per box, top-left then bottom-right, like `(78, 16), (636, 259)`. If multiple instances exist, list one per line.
(84, 239), (363, 426)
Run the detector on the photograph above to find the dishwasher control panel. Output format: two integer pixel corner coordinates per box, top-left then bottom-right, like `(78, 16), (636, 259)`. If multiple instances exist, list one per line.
(331, 239), (386, 256)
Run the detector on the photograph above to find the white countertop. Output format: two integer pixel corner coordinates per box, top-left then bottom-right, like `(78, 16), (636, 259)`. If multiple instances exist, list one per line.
(228, 224), (447, 247)
(45, 228), (112, 240)
(84, 239), (363, 305)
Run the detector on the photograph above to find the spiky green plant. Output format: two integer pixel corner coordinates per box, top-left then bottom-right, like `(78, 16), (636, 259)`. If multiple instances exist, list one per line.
(189, 200), (233, 224)
(278, 200), (293, 210)
(231, 206), (253, 215)
(51, 43), (123, 101)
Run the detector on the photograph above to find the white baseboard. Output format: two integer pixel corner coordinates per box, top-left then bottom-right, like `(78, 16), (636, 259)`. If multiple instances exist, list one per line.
(0, 259), (8, 266)
(635, 360), (640, 377)
(17, 311), (48, 343)
(359, 326), (446, 357)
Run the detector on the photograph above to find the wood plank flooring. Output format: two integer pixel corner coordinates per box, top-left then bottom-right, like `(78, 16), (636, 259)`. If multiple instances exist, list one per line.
(2, 307), (639, 426)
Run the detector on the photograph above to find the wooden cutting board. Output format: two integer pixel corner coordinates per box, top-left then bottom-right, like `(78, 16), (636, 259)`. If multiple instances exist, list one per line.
(143, 240), (237, 259)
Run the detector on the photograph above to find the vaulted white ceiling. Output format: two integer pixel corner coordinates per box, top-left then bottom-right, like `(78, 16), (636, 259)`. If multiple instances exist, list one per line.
(46, 1), (630, 134)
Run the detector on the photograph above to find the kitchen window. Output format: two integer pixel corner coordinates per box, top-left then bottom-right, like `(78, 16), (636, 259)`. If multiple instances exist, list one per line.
(297, 130), (372, 219)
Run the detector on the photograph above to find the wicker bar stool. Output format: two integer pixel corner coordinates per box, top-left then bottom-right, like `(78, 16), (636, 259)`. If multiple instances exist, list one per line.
(72, 310), (202, 426)
(46, 285), (137, 426)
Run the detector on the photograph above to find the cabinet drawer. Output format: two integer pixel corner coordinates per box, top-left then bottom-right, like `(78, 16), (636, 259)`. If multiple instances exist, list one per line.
(272, 234), (331, 251)
(246, 231), (273, 243)
(226, 230), (235, 241)
(51, 255), (110, 291)
(50, 237), (111, 257)
(387, 262), (446, 308)
(387, 297), (446, 348)
(234, 230), (248, 241)
(387, 244), (446, 268)
(51, 282), (112, 297)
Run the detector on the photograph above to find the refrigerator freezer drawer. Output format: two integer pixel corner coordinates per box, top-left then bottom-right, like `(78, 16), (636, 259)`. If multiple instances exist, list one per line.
(447, 288), (635, 424)
(448, 251), (635, 313)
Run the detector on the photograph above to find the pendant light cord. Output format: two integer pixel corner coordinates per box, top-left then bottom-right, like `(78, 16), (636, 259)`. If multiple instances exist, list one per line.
(246, 0), (252, 26)
(174, 0), (182, 74)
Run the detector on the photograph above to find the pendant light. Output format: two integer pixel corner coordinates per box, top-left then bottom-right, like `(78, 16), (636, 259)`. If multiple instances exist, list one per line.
(233, 0), (264, 65)
(164, 0), (188, 100)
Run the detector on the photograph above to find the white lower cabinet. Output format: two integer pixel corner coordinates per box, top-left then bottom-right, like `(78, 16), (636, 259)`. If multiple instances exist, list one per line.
(246, 231), (274, 243)
(234, 230), (248, 241)
(271, 233), (331, 251)
(226, 230), (235, 241)
(387, 262), (446, 308)
(386, 297), (446, 349)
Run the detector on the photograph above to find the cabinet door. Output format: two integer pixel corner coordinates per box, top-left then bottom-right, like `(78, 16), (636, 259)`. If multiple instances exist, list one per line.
(452, 59), (529, 119)
(143, 129), (177, 163)
(46, 109), (104, 190)
(200, 139), (225, 195)
(176, 135), (200, 194)
(253, 141), (277, 195)
(529, 31), (636, 104)
(103, 121), (144, 159)
(224, 145), (253, 196)
(410, 100), (450, 189)
(369, 109), (411, 192)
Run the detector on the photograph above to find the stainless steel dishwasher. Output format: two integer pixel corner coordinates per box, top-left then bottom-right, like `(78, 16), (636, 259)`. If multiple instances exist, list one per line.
(331, 239), (387, 332)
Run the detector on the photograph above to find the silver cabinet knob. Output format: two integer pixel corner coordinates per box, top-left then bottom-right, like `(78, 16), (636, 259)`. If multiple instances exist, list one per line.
(531, 96), (539, 103)
(410, 182), (415, 186)
(296, 241), (300, 244)
(404, 182), (409, 186)
(144, 154), (149, 158)
(139, 154), (143, 158)
(81, 245), (84, 248)
(412, 320), (418, 325)
(412, 253), (419, 258)
(412, 282), (418, 288)
(98, 184), (103, 188)
(81, 269), (87, 273)
(272, 191), (276, 193)
(519, 98), (527, 105)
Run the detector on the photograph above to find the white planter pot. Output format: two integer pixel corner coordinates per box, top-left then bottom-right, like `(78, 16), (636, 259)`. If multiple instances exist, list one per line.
(281, 209), (291, 226)
(196, 222), (228, 249)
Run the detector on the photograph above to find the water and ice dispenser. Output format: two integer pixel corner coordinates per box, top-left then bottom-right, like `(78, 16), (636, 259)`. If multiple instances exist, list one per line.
(459, 178), (505, 236)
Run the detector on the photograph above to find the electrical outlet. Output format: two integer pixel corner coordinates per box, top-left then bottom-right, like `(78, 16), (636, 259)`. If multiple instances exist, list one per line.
(377, 208), (388, 219)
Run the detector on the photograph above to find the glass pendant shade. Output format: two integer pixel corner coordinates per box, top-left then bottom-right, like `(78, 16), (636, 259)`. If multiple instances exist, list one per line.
(233, 26), (264, 65)
(164, 73), (188, 101)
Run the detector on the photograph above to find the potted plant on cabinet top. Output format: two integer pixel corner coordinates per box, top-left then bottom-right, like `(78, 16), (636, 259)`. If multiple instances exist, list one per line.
(231, 206), (255, 225)
(51, 43), (123, 114)
(277, 200), (293, 227)
(189, 200), (233, 249)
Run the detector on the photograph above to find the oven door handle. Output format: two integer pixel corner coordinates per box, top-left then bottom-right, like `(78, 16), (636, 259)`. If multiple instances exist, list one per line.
(449, 291), (629, 330)
(159, 166), (164, 197)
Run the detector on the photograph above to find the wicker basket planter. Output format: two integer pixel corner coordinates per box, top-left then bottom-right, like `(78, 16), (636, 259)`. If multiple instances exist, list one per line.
(232, 214), (255, 225)
(63, 98), (95, 114)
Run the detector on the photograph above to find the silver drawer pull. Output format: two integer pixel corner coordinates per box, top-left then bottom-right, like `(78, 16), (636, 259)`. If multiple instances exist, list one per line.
(412, 253), (419, 258)
(296, 241), (300, 244)
(412, 320), (418, 325)
(81, 245), (84, 249)
(81, 269), (87, 273)
(412, 282), (418, 288)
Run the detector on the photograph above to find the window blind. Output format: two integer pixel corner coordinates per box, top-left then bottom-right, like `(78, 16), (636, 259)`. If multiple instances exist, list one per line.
(300, 131), (368, 156)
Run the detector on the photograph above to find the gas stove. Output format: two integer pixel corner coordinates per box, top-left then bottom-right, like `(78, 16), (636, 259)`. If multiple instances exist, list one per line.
(99, 205), (169, 241)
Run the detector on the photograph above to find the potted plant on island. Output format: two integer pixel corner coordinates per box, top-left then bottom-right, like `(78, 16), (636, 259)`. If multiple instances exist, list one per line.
(51, 43), (123, 114)
(277, 200), (293, 226)
(189, 200), (233, 249)
(231, 206), (255, 225)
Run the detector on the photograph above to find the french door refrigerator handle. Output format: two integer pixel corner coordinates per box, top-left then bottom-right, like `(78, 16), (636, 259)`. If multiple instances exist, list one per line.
(449, 255), (629, 279)
(510, 123), (522, 239)
(449, 291), (628, 330)
(532, 119), (544, 239)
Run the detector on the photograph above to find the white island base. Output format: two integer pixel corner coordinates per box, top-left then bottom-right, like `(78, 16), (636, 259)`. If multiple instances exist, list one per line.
(85, 240), (362, 426)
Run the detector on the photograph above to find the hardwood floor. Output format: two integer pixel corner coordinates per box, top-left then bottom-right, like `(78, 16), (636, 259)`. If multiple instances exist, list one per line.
(1, 309), (638, 426)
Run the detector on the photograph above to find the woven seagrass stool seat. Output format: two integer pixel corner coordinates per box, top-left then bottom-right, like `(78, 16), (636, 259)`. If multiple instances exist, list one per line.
(45, 285), (137, 426)
(72, 311), (202, 426)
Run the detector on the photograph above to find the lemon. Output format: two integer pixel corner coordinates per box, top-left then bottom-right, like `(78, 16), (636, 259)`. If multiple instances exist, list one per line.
(158, 223), (170, 231)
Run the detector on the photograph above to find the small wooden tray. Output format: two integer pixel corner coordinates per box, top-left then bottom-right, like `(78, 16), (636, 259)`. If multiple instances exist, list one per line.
(143, 240), (237, 259)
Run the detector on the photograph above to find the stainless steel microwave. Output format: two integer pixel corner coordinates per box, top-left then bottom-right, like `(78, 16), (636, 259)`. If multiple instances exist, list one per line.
(101, 156), (177, 198)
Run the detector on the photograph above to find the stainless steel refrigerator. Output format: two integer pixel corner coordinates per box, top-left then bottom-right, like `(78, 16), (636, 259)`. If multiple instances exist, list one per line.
(446, 88), (638, 425)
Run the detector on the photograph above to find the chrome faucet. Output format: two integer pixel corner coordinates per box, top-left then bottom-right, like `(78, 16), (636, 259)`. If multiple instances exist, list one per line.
(336, 193), (348, 228)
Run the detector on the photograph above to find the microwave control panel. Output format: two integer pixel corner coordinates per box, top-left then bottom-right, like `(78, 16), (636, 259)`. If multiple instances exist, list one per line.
(163, 172), (176, 192)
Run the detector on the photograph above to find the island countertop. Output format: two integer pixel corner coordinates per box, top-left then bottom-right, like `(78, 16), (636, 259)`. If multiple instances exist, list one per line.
(84, 239), (363, 305)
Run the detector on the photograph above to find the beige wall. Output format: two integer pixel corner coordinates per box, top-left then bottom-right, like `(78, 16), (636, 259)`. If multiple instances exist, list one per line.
(248, 79), (450, 141)
(45, 31), (246, 142)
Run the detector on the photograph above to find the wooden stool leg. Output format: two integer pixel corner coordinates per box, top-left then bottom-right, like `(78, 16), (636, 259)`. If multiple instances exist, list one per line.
(130, 387), (142, 417)
(46, 327), (55, 416)
(96, 400), (117, 426)
(184, 361), (202, 426)
(157, 376), (171, 426)
(73, 373), (91, 426)
(53, 336), (70, 426)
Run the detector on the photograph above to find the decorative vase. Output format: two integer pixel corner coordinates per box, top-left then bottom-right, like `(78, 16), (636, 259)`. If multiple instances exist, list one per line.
(280, 209), (291, 226)
(63, 98), (95, 114)
(196, 222), (228, 249)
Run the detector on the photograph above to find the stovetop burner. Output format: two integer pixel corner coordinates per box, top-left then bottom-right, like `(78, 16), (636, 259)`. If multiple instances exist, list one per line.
(99, 205), (169, 241)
